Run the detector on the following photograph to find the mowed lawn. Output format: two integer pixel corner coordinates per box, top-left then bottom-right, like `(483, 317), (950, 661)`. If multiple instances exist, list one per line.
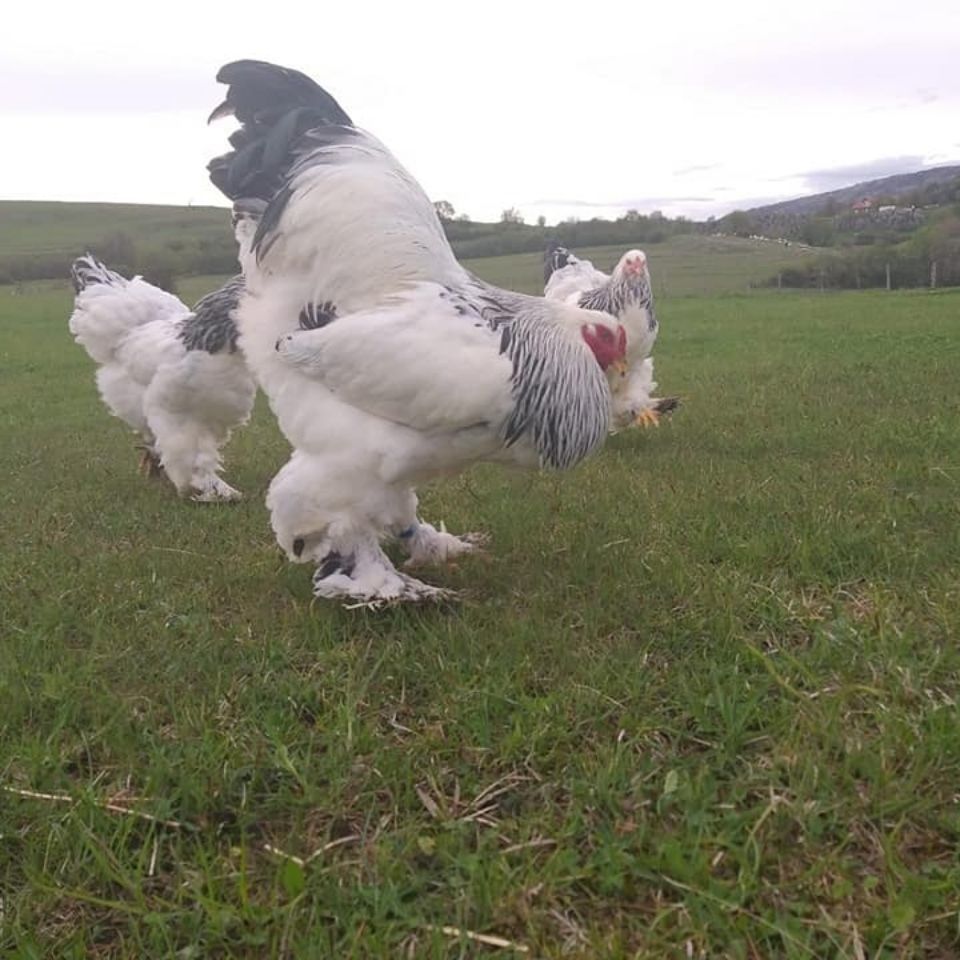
(1, 279), (959, 958)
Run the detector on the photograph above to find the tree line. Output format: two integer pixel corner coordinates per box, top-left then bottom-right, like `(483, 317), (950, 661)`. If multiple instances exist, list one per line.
(764, 207), (960, 291)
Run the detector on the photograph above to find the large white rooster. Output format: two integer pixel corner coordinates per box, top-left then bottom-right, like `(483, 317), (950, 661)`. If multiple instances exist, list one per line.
(206, 59), (628, 605)
(68, 259), (256, 500)
(544, 243), (679, 429)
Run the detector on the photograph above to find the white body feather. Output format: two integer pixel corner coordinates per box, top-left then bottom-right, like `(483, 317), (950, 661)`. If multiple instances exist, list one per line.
(544, 256), (608, 303)
(234, 128), (616, 601)
(69, 275), (186, 366)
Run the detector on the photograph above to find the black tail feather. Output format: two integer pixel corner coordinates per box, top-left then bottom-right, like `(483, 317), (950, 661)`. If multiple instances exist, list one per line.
(209, 60), (352, 126)
(652, 396), (682, 417)
(543, 242), (575, 286)
(207, 59), (353, 203)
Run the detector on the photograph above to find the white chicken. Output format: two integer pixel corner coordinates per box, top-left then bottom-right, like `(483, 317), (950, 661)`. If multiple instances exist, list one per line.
(68, 258), (256, 501)
(544, 243), (679, 430)
(207, 59), (628, 605)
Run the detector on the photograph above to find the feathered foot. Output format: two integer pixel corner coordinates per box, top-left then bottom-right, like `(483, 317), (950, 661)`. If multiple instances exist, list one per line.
(191, 476), (243, 503)
(632, 396), (681, 429)
(400, 521), (489, 569)
(312, 545), (458, 609)
(633, 408), (661, 429)
(135, 444), (163, 477)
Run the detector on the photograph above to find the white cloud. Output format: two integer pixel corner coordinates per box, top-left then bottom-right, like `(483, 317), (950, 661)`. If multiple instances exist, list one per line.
(1, 0), (958, 222)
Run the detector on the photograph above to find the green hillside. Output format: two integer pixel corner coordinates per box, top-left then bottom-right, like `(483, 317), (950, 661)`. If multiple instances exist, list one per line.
(0, 200), (230, 256)
(0, 201), (234, 284)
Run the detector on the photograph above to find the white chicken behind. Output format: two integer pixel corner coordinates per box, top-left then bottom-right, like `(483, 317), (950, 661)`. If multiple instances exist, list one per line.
(544, 244), (679, 429)
(68, 258), (256, 501)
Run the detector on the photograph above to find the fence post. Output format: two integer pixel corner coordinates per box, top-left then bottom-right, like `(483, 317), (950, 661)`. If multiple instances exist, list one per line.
(885, 263), (891, 291)
(930, 260), (937, 289)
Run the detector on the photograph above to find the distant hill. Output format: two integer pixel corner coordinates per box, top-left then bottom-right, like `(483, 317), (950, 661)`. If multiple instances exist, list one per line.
(716, 165), (960, 249)
(0, 200), (230, 257)
(0, 200), (234, 285)
(746, 165), (960, 218)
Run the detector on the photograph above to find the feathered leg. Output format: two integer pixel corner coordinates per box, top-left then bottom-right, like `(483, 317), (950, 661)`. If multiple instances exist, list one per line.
(147, 410), (242, 501)
(626, 396), (682, 429)
(612, 358), (681, 430)
(95, 365), (165, 477)
(143, 355), (252, 502)
(136, 439), (164, 477)
(396, 520), (488, 568)
(382, 488), (488, 566)
(311, 532), (457, 607)
(186, 446), (244, 503)
(267, 455), (459, 607)
(633, 406), (662, 429)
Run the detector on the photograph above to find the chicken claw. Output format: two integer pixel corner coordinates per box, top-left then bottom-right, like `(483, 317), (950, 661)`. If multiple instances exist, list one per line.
(401, 522), (490, 568)
(633, 408), (661, 429)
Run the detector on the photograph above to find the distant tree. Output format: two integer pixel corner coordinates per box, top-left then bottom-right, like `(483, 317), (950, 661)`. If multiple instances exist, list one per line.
(622, 209), (643, 222)
(97, 231), (138, 271)
(650, 210), (665, 221)
(912, 212), (960, 274)
(139, 253), (178, 293)
(725, 210), (755, 237)
(800, 218), (836, 247)
(536, 214), (547, 228)
(500, 207), (524, 225)
(455, 213), (471, 222)
(434, 200), (456, 221)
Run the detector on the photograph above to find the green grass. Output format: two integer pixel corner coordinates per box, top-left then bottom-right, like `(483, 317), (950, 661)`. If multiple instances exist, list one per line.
(2, 279), (960, 957)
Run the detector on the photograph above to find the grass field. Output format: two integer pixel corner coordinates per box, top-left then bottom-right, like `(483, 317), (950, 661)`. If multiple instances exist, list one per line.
(2, 271), (960, 956)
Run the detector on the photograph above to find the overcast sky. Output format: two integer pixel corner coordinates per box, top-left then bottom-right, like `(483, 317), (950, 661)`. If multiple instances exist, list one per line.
(2, 0), (958, 223)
